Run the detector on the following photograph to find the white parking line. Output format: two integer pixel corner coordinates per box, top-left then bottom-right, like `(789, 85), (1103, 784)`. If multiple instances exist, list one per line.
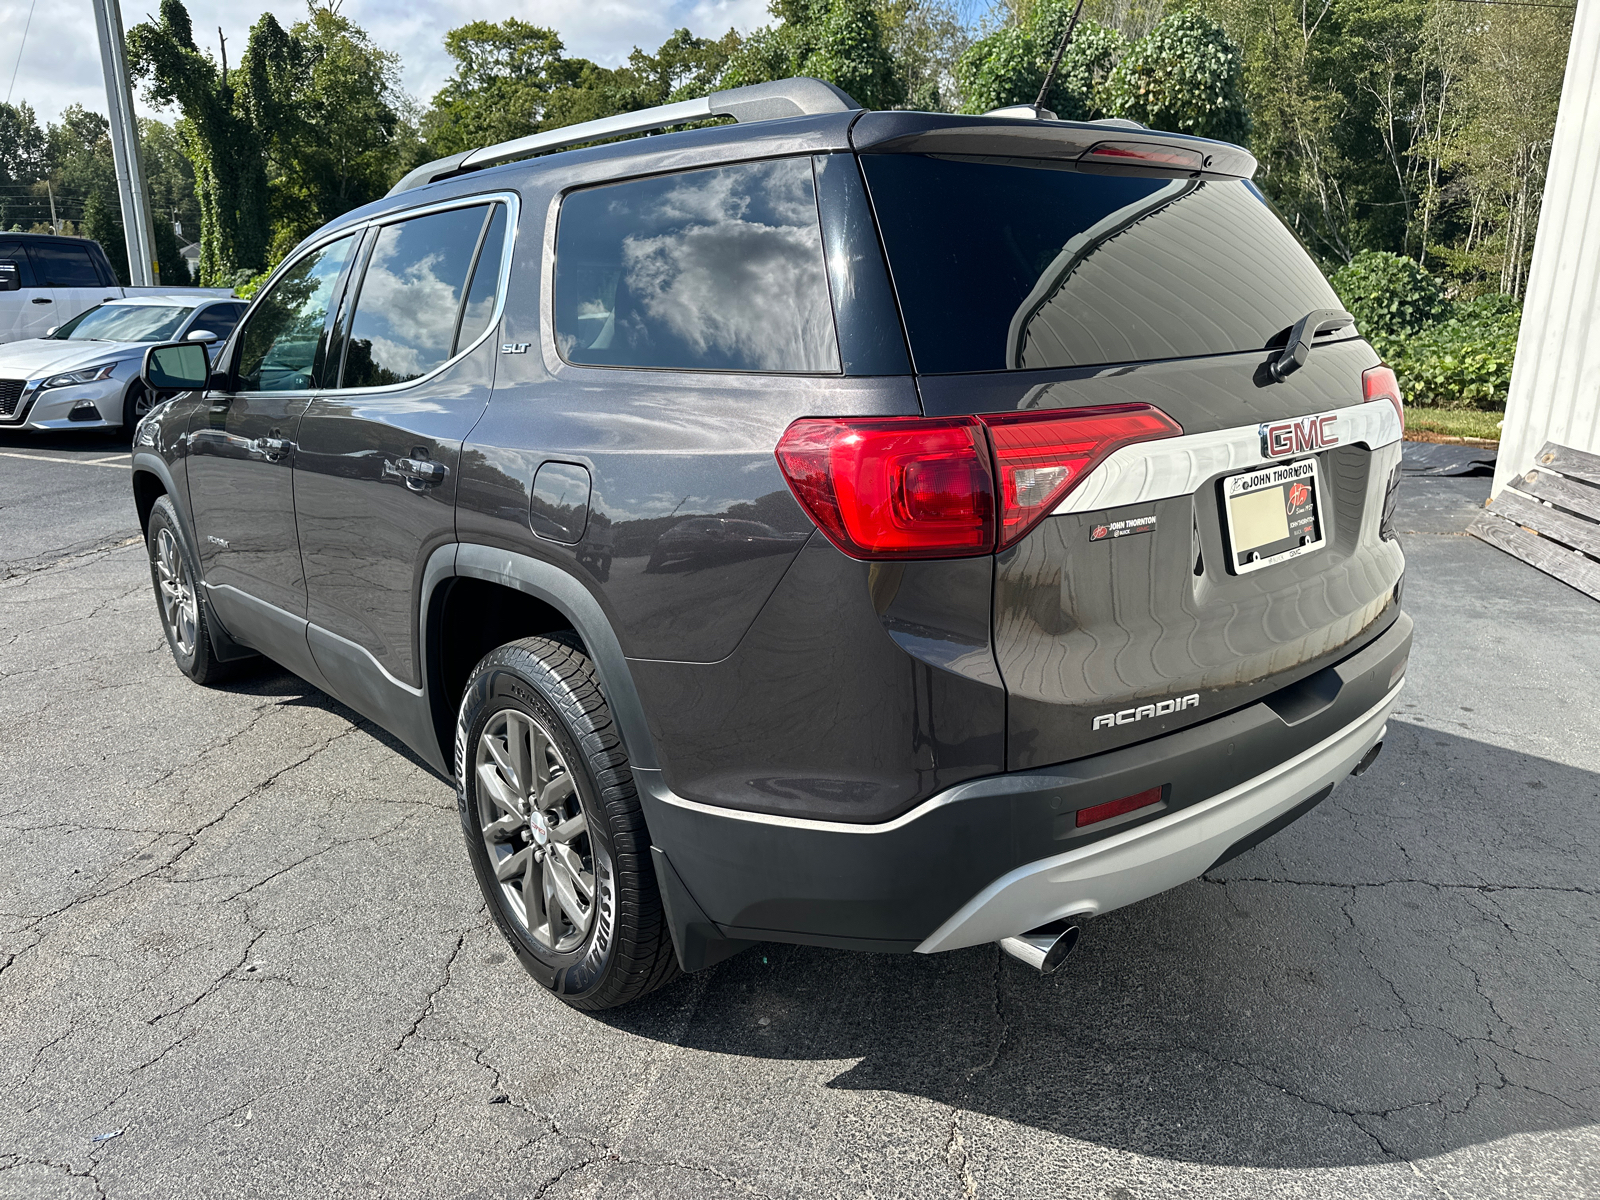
(0, 450), (133, 469)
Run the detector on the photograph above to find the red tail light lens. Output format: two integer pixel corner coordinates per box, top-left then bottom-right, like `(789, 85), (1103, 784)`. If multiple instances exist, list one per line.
(984, 406), (1183, 549)
(1075, 785), (1164, 828)
(1363, 364), (1404, 433)
(775, 405), (1181, 561)
(774, 417), (995, 559)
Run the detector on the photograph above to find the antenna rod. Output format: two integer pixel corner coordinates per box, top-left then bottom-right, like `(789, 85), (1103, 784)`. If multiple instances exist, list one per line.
(1034, 0), (1087, 113)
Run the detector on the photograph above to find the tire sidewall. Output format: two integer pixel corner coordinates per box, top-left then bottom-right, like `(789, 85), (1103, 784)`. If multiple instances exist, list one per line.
(457, 655), (621, 1003)
(122, 380), (149, 433)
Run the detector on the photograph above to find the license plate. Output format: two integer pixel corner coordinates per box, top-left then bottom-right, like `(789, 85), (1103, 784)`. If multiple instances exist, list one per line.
(1222, 457), (1325, 573)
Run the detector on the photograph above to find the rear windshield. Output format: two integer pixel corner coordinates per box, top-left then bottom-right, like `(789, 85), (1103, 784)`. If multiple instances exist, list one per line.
(860, 154), (1341, 374)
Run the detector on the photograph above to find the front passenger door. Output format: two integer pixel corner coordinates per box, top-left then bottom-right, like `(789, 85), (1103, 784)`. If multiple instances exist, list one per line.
(186, 234), (358, 682)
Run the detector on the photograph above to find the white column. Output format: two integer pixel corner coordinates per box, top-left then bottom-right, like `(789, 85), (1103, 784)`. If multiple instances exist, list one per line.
(90, 0), (158, 287)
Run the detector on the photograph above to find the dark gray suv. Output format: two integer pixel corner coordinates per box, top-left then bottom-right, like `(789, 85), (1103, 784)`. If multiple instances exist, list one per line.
(131, 78), (1410, 1009)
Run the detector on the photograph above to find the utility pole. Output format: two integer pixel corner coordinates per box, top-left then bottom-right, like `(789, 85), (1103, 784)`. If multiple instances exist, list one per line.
(90, 0), (157, 285)
(46, 181), (57, 233)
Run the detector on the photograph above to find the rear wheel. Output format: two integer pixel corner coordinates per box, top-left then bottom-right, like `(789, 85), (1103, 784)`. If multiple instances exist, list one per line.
(456, 637), (680, 1010)
(146, 496), (232, 685)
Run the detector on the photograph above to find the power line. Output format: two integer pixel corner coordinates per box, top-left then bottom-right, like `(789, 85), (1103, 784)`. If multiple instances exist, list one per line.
(6, 0), (37, 105)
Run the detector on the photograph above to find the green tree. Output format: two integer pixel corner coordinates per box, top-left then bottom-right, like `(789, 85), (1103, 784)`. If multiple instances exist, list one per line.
(876, 0), (970, 111)
(722, 0), (907, 110)
(420, 20), (572, 156)
(954, 1), (1124, 118)
(0, 102), (49, 231)
(1103, 11), (1250, 142)
(128, 0), (271, 282)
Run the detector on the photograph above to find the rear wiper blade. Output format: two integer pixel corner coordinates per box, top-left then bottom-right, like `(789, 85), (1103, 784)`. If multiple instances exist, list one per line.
(1268, 309), (1354, 381)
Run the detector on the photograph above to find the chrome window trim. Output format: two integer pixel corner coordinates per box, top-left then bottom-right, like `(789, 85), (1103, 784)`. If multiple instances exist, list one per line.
(327, 191), (520, 397)
(228, 190), (519, 400)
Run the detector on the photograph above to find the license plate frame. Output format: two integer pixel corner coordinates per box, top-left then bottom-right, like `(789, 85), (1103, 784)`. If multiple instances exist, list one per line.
(1222, 456), (1326, 574)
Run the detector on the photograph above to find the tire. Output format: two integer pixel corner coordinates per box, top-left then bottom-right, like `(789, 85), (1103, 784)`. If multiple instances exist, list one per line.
(456, 636), (680, 1010)
(145, 495), (233, 686)
(122, 380), (154, 434)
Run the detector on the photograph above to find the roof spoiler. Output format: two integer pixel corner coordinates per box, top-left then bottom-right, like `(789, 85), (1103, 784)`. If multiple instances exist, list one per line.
(388, 77), (862, 197)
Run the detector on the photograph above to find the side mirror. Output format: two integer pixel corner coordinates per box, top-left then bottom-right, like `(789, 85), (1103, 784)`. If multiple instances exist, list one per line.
(0, 260), (20, 292)
(185, 328), (219, 343)
(142, 341), (211, 392)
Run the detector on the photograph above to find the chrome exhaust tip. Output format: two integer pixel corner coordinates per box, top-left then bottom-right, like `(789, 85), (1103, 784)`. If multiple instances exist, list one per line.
(998, 921), (1083, 975)
(1351, 740), (1384, 777)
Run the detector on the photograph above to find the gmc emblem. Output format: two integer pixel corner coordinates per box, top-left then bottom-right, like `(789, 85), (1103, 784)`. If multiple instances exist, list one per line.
(1260, 414), (1339, 458)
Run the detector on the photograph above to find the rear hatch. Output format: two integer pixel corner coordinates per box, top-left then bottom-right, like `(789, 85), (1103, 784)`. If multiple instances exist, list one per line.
(853, 114), (1406, 770)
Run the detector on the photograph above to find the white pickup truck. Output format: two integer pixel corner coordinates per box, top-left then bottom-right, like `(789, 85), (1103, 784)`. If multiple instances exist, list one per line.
(0, 231), (233, 343)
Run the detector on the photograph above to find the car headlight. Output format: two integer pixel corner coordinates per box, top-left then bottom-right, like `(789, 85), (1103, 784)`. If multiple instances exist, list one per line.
(39, 364), (117, 390)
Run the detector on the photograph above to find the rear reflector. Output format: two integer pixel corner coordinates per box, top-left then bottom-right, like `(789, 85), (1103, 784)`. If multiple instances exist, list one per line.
(1082, 140), (1206, 172)
(775, 405), (1180, 561)
(1075, 785), (1164, 828)
(1363, 364), (1405, 432)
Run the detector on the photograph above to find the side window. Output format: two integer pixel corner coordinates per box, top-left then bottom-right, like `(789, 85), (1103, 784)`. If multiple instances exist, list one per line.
(0, 241), (38, 288)
(553, 158), (840, 373)
(236, 235), (355, 392)
(187, 303), (245, 340)
(30, 241), (102, 287)
(453, 204), (508, 354)
(340, 204), (490, 388)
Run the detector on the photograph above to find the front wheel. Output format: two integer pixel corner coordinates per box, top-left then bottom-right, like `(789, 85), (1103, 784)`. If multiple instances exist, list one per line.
(145, 495), (233, 685)
(456, 637), (680, 1010)
(122, 380), (154, 433)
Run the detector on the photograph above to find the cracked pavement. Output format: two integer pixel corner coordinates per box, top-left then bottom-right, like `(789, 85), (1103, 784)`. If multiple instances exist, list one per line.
(0, 443), (1596, 1198)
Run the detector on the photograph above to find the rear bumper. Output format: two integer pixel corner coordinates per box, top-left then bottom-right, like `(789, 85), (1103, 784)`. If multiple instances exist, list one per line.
(641, 610), (1410, 965)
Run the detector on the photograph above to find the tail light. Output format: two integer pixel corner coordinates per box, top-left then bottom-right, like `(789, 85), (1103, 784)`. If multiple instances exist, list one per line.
(1363, 364), (1404, 432)
(775, 405), (1181, 561)
(1075, 785), (1164, 828)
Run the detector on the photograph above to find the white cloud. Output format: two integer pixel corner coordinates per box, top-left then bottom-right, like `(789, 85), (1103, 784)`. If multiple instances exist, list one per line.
(1, 0), (772, 128)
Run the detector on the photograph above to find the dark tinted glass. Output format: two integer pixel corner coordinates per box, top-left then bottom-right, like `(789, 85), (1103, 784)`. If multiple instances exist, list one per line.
(0, 241), (38, 288)
(555, 158), (839, 373)
(861, 155), (1343, 373)
(237, 235), (354, 392)
(29, 241), (103, 287)
(187, 303), (244, 339)
(454, 204), (508, 354)
(342, 205), (488, 388)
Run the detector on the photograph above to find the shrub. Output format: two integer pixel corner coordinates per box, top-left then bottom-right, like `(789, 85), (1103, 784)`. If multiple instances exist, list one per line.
(1386, 295), (1521, 410)
(1329, 250), (1446, 347)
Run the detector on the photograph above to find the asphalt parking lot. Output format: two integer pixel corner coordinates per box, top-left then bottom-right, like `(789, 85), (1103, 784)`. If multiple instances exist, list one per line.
(1, 429), (1596, 1200)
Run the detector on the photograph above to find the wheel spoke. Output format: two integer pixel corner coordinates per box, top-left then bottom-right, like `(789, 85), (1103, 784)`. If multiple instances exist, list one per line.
(546, 853), (590, 929)
(476, 762), (522, 818)
(482, 731), (516, 786)
(481, 813), (522, 841)
(548, 809), (585, 845)
(550, 844), (593, 899)
(495, 844), (532, 883)
(507, 713), (534, 800)
(539, 772), (576, 810)
(530, 723), (552, 795)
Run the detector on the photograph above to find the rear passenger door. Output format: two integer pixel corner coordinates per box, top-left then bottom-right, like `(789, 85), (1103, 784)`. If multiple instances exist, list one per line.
(29, 239), (118, 331)
(293, 196), (510, 723)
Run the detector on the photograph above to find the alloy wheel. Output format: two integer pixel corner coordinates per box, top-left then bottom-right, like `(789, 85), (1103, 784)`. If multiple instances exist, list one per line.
(154, 527), (197, 656)
(475, 708), (595, 953)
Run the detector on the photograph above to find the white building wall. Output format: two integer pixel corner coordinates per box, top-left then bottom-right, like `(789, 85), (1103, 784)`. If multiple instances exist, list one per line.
(1493, 0), (1600, 496)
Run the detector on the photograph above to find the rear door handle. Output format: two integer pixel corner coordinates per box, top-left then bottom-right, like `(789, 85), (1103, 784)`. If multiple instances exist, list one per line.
(253, 436), (292, 461)
(30, 297), (51, 305)
(384, 456), (449, 490)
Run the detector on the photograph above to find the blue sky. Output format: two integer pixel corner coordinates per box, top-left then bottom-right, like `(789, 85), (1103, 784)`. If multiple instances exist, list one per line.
(2, 0), (775, 127)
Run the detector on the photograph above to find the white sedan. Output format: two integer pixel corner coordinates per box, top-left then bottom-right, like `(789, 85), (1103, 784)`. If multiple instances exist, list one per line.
(0, 295), (246, 432)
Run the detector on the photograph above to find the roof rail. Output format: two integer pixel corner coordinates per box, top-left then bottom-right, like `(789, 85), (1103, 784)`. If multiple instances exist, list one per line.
(388, 77), (861, 197)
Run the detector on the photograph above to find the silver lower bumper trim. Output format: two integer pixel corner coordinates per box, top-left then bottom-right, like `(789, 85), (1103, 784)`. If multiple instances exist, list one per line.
(915, 680), (1403, 954)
